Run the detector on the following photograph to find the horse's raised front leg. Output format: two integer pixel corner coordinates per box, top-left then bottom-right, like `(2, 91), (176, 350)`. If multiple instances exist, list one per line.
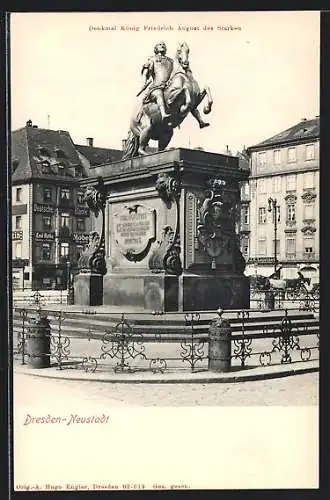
(190, 108), (210, 129)
(202, 86), (213, 114)
(190, 89), (210, 128)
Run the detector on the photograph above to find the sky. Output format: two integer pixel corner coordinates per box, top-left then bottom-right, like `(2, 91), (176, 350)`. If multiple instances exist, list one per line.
(10, 11), (320, 154)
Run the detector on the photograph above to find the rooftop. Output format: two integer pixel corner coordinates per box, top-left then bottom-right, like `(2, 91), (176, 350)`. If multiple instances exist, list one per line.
(75, 144), (123, 166)
(247, 117), (320, 151)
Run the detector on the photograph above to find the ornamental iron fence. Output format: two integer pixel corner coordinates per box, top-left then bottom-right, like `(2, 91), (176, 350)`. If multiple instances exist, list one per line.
(12, 305), (319, 375)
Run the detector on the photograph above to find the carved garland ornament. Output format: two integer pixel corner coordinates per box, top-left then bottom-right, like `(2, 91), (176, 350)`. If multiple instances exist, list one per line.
(149, 172), (182, 275)
(196, 178), (245, 272)
(77, 178), (107, 275)
(301, 191), (317, 203)
(148, 225), (182, 275)
(155, 172), (181, 208)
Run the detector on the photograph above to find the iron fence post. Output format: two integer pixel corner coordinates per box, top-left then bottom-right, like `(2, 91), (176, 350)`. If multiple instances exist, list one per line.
(208, 308), (232, 372)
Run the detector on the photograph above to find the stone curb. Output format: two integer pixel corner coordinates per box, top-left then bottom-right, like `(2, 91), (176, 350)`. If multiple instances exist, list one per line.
(14, 361), (319, 384)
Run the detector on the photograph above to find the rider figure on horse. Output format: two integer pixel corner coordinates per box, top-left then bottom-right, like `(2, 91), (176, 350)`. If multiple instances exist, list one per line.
(141, 41), (173, 123)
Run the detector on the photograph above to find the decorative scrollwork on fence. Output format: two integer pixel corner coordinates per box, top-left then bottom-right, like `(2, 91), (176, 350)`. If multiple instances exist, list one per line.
(259, 351), (272, 366)
(15, 309), (28, 364)
(81, 356), (98, 373)
(233, 310), (251, 367)
(300, 348), (312, 362)
(28, 291), (45, 307)
(50, 311), (70, 370)
(100, 314), (146, 372)
(180, 313), (205, 372)
(233, 338), (252, 366)
(272, 310), (300, 364)
(149, 358), (167, 374)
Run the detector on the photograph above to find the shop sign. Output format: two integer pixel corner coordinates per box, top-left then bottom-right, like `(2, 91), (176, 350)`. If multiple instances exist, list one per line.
(12, 230), (23, 240)
(73, 233), (90, 243)
(34, 231), (55, 241)
(33, 203), (55, 214)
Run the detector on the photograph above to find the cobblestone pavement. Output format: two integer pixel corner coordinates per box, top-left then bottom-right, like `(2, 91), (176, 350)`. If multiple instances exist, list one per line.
(14, 372), (318, 407)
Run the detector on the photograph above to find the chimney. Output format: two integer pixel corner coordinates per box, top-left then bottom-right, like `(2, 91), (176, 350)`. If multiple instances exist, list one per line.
(301, 117), (307, 121)
(86, 137), (94, 147)
(122, 138), (127, 151)
(26, 120), (32, 127)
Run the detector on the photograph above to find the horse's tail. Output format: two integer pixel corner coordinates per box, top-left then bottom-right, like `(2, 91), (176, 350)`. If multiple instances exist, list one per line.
(122, 129), (139, 160)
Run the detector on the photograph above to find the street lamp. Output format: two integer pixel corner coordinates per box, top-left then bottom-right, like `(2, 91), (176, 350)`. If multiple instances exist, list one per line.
(268, 197), (278, 275)
(66, 259), (71, 291)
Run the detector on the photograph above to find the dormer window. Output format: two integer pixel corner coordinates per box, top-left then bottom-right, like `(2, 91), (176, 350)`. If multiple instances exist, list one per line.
(41, 161), (50, 173)
(54, 147), (67, 159)
(74, 166), (83, 177)
(58, 163), (65, 175)
(38, 146), (51, 157)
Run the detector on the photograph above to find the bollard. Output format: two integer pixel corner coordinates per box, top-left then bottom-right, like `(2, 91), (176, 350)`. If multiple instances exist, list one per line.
(27, 308), (51, 368)
(264, 290), (275, 310)
(208, 309), (232, 372)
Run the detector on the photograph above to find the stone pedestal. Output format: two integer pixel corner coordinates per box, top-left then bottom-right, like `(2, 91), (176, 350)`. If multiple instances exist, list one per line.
(103, 273), (179, 311)
(181, 273), (250, 311)
(74, 273), (103, 306)
(76, 148), (249, 311)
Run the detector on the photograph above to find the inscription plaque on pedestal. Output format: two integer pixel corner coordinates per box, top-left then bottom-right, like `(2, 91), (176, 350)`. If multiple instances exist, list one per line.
(113, 204), (156, 261)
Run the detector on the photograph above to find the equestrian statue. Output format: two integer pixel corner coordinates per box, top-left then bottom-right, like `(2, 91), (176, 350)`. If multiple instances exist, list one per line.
(122, 41), (213, 159)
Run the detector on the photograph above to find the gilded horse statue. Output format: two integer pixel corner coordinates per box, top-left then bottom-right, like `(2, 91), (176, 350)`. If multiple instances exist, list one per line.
(122, 42), (213, 159)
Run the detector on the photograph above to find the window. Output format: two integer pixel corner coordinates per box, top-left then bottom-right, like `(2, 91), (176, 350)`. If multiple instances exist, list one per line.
(15, 242), (22, 259)
(42, 243), (51, 260)
(76, 218), (85, 232)
(272, 239), (281, 255)
(16, 188), (22, 202)
(274, 149), (281, 164)
(286, 175), (296, 191)
(258, 207), (266, 224)
(74, 166), (83, 177)
(43, 216), (52, 229)
(258, 152), (266, 168)
(258, 179), (266, 193)
(54, 148), (67, 159)
(60, 242), (69, 258)
(41, 161), (50, 173)
(243, 183), (250, 197)
(304, 237), (314, 255)
(77, 191), (85, 204)
(61, 188), (71, 200)
(241, 206), (249, 225)
(306, 144), (315, 161)
(273, 176), (281, 193)
(60, 213), (70, 228)
(285, 237), (296, 256)
(43, 187), (52, 202)
(287, 204), (296, 222)
(303, 172), (315, 189)
(272, 205), (281, 223)
(287, 147), (296, 163)
(58, 163), (65, 175)
(257, 238), (267, 256)
(303, 203), (315, 220)
(15, 216), (22, 230)
(241, 238), (249, 258)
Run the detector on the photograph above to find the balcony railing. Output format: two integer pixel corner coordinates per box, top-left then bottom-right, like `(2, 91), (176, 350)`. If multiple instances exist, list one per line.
(248, 253), (319, 264)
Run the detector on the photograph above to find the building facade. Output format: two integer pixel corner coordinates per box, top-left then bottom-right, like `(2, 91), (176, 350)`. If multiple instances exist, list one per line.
(11, 120), (122, 289)
(240, 117), (319, 283)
